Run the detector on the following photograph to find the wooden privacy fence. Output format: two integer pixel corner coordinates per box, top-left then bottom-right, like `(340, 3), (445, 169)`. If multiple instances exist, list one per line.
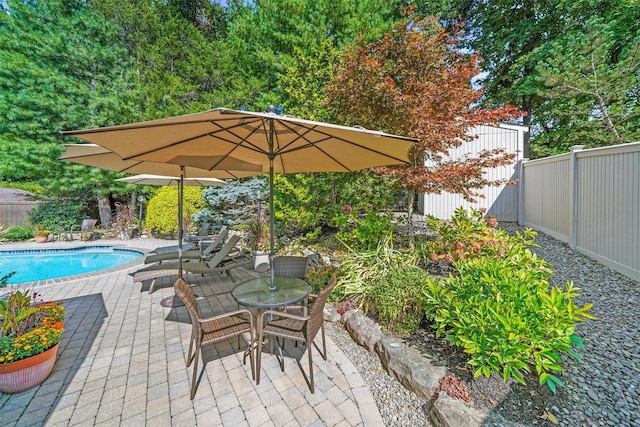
(519, 143), (640, 282)
(0, 200), (39, 227)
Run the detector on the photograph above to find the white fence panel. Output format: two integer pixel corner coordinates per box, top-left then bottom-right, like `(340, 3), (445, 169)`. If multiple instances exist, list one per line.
(521, 143), (640, 282)
(419, 123), (527, 221)
(520, 153), (572, 242)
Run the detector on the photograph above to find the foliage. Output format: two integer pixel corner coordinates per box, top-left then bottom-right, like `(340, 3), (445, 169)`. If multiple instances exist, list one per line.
(306, 265), (340, 295)
(327, 14), (522, 238)
(432, 373), (472, 402)
(109, 203), (137, 238)
(33, 226), (51, 237)
(0, 0), (142, 194)
(145, 187), (205, 236)
(246, 217), (270, 252)
(0, 288), (65, 364)
(26, 196), (87, 231)
(445, 0), (640, 153)
(274, 171), (402, 239)
(535, 17), (640, 150)
(423, 247), (594, 393)
(196, 177), (266, 229)
(0, 226), (34, 243)
(335, 236), (431, 333)
(333, 209), (395, 251)
(417, 207), (538, 265)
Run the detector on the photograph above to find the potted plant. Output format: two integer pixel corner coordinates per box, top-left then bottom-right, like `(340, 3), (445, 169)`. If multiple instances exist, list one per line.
(33, 226), (51, 243)
(247, 218), (270, 270)
(0, 273), (65, 393)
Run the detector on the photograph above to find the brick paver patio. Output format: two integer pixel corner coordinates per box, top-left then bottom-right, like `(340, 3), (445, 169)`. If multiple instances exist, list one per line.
(0, 238), (383, 426)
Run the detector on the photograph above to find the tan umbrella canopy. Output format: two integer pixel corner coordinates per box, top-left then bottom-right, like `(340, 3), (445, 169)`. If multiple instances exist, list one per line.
(62, 107), (416, 289)
(115, 174), (226, 187)
(59, 143), (261, 179)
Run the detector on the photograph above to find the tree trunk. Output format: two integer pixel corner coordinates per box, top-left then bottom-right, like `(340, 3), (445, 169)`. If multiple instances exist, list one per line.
(406, 187), (415, 249)
(97, 193), (111, 227)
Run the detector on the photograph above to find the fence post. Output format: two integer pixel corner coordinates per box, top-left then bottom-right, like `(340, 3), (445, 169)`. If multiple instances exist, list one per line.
(569, 145), (585, 249)
(517, 158), (528, 226)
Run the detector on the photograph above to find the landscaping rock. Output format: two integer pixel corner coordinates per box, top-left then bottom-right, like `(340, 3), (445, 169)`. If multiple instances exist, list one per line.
(375, 335), (446, 401)
(430, 392), (487, 427)
(342, 309), (382, 352)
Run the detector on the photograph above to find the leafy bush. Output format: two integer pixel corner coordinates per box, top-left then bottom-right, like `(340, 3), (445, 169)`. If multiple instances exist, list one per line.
(418, 207), (518, 265)
(146, 187), (204, 236)
(333, 209), (395, 251)
(0, 226), (34, 242)
(27, 197), (86, 231)
(335, 236), (430, 333)
(423, 254), (594, 393)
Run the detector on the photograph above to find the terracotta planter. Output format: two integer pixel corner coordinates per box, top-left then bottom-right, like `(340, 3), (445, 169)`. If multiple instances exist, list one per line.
(34, 235), (49, 243)
(0, 343), (59, 394)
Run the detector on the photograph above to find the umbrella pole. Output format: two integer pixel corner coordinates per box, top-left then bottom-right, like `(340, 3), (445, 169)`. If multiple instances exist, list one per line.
(178, 167), (184, 278)
(161, 167), (186, 308)
(268, 117), (276, 290)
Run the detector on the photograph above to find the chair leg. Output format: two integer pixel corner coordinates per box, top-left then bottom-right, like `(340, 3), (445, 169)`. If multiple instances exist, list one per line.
(190, 347), (200, 400)
(186, 335), (195, 367)
(256, 331), (264, 385)
(308, 342), (314, 393)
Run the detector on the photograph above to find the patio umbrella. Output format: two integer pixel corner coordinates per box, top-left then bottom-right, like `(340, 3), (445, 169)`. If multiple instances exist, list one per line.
(61, 107), (416, 289)
(59, 144), (260, 306)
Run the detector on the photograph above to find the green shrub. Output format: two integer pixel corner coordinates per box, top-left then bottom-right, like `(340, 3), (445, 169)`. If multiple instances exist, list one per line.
(27, 197), (86, 231)
(0, 226), (34, 242)
(146, 187), (204, 236)
(335, 236), (430, 333)
(417, 207), (536, 265)
(423, 254), (594, 393)
(334, 209), (394, 251)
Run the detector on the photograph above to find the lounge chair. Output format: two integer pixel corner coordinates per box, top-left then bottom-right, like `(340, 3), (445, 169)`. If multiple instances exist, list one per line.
(133, 235), (252, 293)
(184, 222), (210, 243)
(144, 227), (230, 264)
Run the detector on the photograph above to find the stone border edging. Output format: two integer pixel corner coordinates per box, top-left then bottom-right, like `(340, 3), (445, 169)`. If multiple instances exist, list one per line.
(336, 306), (488, 426)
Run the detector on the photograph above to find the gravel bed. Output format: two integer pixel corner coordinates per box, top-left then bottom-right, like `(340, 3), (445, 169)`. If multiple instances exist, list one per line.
(326, 222), (640, 427)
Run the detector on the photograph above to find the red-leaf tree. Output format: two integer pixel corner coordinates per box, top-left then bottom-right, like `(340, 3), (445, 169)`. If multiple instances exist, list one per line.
(327, 15), (523, 238)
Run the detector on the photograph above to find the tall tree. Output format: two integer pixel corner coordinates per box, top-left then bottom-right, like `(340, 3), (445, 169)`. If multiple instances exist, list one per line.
(532, 17), (640, 155)
(0, 0), (141, 224)
(445, 0), (640, 155)
(327, 15), (522, 239)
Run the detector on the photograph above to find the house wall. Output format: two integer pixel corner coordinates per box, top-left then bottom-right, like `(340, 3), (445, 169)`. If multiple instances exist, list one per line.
(418, 123), (527, 221)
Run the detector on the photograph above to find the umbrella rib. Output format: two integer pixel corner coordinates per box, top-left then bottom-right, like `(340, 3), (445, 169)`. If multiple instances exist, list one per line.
(273, 121), (410, 171)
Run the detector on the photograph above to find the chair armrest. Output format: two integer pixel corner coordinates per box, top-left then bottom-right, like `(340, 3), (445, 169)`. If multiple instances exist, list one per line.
(199, 308), (254, 324)
(261, 309), (309, 324)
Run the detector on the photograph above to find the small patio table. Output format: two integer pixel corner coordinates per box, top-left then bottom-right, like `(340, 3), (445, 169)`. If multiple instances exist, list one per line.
(232, 276), (311, 363)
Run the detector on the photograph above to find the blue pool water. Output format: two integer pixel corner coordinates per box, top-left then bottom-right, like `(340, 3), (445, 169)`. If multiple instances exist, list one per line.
(0, 247), (144, 284)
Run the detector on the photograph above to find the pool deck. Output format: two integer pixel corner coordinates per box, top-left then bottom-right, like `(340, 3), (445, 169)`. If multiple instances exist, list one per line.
(0, 238), (384, 426)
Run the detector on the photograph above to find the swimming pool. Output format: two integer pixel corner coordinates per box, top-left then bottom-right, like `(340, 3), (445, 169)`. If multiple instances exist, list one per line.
(0, 246), (144, 284)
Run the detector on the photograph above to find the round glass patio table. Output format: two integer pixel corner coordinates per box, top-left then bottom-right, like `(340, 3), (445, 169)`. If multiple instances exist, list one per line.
(231, 276), (311, 310)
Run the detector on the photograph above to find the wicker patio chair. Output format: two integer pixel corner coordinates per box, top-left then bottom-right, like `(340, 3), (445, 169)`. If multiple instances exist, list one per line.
(272, 255), (309, 279)
(174, 278), (255, 400)
(255, 274), (337, 393)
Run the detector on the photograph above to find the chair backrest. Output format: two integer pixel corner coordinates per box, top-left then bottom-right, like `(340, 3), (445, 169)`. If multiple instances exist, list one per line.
(81, 219), (97, 232)
(307, 274), (337, 340)
(174, 278), (200, 337)
(196, 222), (211, 236)
(273, 256), (308, 279)
(201, 226), (229, 256)
(206, 234), (241, 268)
